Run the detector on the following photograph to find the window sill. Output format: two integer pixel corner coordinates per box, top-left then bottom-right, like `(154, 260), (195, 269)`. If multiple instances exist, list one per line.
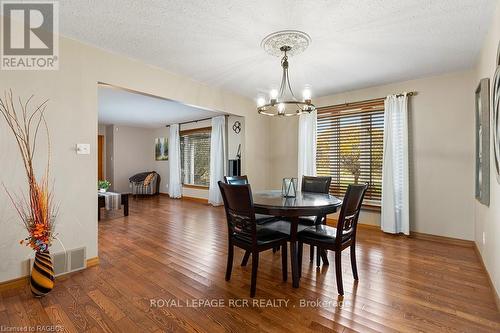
(183, 184), (209, 190)
(362, 203), (381, 212)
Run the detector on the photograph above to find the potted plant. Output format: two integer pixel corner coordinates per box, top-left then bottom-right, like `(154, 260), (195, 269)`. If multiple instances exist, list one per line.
(98, 180), (111, 193)
(0, 91), (58, 297)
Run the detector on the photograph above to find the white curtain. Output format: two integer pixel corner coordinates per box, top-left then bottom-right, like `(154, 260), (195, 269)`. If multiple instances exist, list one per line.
(168, 124), (182, 198)
(297, 110), (317, 190)
(381, 94), (409, 235)
(208, 116), (226, 206)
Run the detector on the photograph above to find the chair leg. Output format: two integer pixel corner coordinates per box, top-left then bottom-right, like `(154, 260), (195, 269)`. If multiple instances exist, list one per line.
(309, 245), (314, 262)
(281, 243), (287, 282)
(335, 251), (344, 295)
(321, 249), (329, 266)
(226, 243), (234, 281)
(316, 247), (321, 267)
(297, 241), (303, 278)
(241, 250), (250, 266)
(250, 251), (259, 297)
(350, 244), (359, 280)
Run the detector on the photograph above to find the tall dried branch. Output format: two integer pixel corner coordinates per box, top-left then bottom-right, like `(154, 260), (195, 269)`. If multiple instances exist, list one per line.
(0, 90), (56, 252)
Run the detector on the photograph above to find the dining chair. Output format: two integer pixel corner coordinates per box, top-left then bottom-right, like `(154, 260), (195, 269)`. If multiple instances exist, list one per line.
(224, 175), (281, 265)
(297, 183), (368, 295)
(224, 176), (278, 223)
(218, 181), (289, 297)
(299, 176), (332, 265)
(224, 175), (248, 185)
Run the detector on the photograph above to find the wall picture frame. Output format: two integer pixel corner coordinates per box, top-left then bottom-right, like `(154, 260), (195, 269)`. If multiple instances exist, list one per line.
(475, 78), (490, 206)
(492, 41), (500, 184)
(155, 137), (168, 161)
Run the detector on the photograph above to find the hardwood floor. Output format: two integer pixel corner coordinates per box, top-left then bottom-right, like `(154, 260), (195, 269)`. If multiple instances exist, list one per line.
(1, 196), (499, 332)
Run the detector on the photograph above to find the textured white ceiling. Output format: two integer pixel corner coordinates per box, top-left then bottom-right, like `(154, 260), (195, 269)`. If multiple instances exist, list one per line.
(98, 86), (223, 128)
(61, 0), (495, 101)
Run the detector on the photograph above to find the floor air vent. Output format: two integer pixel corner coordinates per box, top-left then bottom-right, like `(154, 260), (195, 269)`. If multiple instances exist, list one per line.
(29, 247), (87, 277)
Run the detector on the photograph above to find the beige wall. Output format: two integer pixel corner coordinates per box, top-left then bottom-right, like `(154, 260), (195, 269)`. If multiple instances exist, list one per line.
(0, 31), (270, 282)
(228, 115), (245, 161)
(270, 70), (476, 239)
(111, 125), (163, 193)
(474, 1), (500, 301)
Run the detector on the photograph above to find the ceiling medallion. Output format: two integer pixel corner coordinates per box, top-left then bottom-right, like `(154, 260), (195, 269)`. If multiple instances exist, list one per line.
(257, 30), (315, 117)
(261, 30), (311, 57)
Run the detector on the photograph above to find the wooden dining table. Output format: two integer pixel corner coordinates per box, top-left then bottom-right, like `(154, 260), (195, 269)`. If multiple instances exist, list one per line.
(253, 190), (342, 288)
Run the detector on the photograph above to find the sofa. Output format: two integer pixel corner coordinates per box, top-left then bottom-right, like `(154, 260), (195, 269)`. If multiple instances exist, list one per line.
(129, 171), (161, 196)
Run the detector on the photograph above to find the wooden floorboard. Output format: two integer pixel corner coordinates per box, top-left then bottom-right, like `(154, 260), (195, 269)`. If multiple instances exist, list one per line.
(1, 195), (499, 332)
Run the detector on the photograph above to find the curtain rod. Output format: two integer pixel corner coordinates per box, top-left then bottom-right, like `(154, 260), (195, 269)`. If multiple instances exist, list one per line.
(393, 91), (417, 98)
(338, 91), (417, 106)
(165, 115), (228, 127)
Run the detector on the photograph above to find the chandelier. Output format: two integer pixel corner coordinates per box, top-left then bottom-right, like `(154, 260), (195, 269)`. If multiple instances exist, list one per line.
(257, 30), (315, 117)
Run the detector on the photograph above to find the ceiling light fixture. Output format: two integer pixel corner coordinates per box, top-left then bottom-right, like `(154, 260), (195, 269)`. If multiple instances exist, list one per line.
(257, 30), (315, 117)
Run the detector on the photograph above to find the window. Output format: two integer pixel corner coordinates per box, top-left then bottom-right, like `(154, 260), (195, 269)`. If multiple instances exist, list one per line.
(180, 127), (211, 187)
(316, 98), (384, 204)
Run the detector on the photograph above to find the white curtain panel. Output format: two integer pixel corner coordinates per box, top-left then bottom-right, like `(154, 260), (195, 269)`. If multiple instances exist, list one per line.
(297, 110), (317, 190)
(381, 94), (410, 235)
(208, 116), (226, 206)
(168, 124), (182, 198)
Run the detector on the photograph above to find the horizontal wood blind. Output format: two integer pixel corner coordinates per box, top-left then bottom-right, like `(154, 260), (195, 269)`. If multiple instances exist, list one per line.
(180, 128), (211, 187)
(317, 98), (385, 202)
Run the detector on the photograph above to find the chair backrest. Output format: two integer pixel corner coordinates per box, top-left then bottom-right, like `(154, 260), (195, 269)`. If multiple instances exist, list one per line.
(301, 176), (332, 194)
(218, 181), (257, 245)
(335, 183), (369, 246)
(224, 175), (248, 185)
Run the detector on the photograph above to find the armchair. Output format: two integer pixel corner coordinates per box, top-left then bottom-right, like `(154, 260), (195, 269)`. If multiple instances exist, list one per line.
(129, 171), (161, 196)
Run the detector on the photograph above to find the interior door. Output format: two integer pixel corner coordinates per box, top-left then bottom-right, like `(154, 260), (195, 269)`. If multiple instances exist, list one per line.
(98, 135), (104, 180)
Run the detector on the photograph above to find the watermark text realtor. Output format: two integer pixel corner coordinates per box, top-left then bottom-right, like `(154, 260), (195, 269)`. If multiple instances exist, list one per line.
(1, 1), (59, 70)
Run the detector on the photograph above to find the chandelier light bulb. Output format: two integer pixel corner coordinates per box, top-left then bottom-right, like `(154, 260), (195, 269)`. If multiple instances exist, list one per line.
(270, 89), (278, 100)
(302, 86), (312, 101)
(277, 103), (285, 115)
(257, 97), (266, 107)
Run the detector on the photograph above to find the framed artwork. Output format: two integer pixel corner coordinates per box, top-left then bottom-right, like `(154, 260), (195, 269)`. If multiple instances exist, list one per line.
(155, 137), (168, 161)
(475, 78), (490, 206)
(493, 41), (500, 183)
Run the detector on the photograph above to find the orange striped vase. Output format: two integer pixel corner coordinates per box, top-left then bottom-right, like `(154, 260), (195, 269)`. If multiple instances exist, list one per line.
(30, 251), (55, 297)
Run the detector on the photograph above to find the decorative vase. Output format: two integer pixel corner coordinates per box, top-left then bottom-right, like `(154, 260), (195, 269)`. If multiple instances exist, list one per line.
(99, 188), (107, 193)
(30, 250), (55, 297)
(281, 178), (297, 198)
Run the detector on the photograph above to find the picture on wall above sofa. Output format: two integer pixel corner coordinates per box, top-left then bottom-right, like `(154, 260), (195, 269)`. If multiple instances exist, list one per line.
(155, 137), (168, 161)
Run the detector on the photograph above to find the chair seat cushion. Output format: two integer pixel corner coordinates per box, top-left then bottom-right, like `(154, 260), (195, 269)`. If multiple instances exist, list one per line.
(298, 216), (317, 225)
(233, 223), (289, 245)
(255, 214), (279, 225)
(298, 225), (343, 244)
(262, 220), (311, 235)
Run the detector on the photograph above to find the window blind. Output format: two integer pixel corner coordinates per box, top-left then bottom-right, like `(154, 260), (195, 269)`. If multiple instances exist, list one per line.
(180, 127), (211, 187)
(317, 98), (385, 203)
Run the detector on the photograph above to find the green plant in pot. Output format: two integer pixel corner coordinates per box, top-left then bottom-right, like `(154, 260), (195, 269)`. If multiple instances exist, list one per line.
(98, 180), (111, 193)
